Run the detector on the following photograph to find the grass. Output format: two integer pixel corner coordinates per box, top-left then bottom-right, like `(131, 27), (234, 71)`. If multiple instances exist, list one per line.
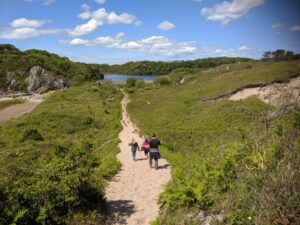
(0, 81), (122, 225)
(0, 99), (25, 110)
(127, 60), (300, 224)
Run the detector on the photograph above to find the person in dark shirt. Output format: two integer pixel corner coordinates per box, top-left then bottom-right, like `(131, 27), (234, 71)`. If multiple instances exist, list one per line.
(129, 138), (139, 161)
(149, 134), (161, 170)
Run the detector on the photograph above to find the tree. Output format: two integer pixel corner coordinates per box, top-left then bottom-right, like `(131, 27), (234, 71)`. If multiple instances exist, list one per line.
(272, 49), (286, 61)
(262, 51), (272, 61)
(285, 51), (294, 60)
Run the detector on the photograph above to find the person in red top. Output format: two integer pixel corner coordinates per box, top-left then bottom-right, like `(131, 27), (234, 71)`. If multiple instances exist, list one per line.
(141, 136), (150, 159)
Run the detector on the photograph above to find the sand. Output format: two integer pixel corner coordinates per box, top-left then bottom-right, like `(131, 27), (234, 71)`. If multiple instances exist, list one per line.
(105, 92), (171, 225)
(229, 76), (300, 105)
(0, 95), (43, 123)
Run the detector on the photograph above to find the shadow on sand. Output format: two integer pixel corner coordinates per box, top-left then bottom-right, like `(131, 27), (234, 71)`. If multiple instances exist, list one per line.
(105, 199), (136, 224)
(136, 158), (148, 161)
(158, 164), (170, 169)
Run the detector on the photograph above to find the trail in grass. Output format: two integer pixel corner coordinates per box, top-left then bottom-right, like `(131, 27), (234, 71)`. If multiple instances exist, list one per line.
(105, 92), (171, 225)
(0, 98), (42, 123)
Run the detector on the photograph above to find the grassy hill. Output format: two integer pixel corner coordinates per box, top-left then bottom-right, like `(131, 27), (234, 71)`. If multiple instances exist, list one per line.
(0, 82), (122, 224)
(127, 60), (300, 224)
(0, 44), (104, 93)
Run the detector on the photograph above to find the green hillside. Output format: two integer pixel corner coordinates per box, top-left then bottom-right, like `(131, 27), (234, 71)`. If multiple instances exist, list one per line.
(0, 82), (121, 224)
(127, 60), (300, 224)
(100, 57), (253, 75)
(0, 44), (104, 93)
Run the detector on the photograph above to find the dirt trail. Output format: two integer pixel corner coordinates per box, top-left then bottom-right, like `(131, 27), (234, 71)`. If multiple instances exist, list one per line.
(0, 99), (42, 123)
(105, 92), (171, 225)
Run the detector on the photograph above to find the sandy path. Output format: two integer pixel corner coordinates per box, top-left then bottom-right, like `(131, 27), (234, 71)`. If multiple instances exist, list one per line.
(0, 99), (41, 123)
(105, 92), (171, 225)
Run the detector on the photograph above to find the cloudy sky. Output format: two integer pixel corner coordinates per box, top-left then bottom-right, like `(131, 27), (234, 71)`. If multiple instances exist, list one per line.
(0, 0), (299, 64)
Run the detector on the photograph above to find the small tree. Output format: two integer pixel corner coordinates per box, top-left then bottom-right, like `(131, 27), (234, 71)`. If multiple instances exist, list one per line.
(126, 78), (137, 87)
(272, 49), (285, 61)
(262, 51), (272, 61)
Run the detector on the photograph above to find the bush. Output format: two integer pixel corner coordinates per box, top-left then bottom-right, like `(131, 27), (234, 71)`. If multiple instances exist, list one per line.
(136, 79), (145, 88)
(154, 76), (171, 85)
(126, 78), (137, 87)
(22, 129), (44, 141)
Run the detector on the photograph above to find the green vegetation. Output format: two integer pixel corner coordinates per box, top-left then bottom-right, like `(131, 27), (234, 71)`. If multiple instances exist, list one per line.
(0, 44), (104, 92)
(0, 99), (25, 110)
(0, 81), (122, 225)
(124, 78), (146, 93)
(101, 57), (252, 75)
(262, 49), (300, 61)
(127, 60), (300, 224)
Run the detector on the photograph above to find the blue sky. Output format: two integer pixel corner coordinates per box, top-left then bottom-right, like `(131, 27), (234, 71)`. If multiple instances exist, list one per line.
(0, 0), (299, 64)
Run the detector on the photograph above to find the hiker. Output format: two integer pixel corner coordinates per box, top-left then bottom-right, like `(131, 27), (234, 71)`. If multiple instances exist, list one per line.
(149, 134), (161, 170)
(141, 136), (150, 159)
(129, 138), (139, 161)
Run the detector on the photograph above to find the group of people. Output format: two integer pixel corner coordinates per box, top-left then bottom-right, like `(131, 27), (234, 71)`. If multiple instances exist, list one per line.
(129, 134), (161, 170)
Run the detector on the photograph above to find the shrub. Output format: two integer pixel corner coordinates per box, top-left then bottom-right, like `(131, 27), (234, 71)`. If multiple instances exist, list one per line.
(154, 76), (171, 85)
(126, 78), (137, 87)
(136, 79), (145, 88)
(22, 129), (44, 141)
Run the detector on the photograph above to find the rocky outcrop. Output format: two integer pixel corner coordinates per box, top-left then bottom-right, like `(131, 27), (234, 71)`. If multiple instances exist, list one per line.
(25, 66), (68, 94)
(4, 66), (68, 94)
(6, 70), (24, 89)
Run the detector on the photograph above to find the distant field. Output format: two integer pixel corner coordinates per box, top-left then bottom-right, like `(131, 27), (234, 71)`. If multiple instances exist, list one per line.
(0, 99), (25, 110)
(128, 60), (300, 224)
(0, 82), (122, 224)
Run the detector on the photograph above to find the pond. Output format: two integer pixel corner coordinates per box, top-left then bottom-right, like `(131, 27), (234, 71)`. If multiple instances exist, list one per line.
(104, 73), (159, 83)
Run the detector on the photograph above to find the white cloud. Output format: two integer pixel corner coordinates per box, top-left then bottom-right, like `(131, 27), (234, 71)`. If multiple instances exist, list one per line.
(72, 8), (141, 36)
(10, 18), (45, 28)
(238, 45), (251, 51)
(81, 3), (90, 11)
(67, 32), (124, 47)
(0, 17), (68, 40)
(70, 38), (90, 46)
(271, 22), (284, 29)
(63, 34), (197, 57)
(290, 25), (300, 32)
(158, 21), (175, 31)
(198, 45), (257, 58)
(0, 27), (68, 39)
(24, 0), (55, 5)
(69, 19), (98, 36)
(78, 11), (92, 19)
(94, 0), (105, 4)
(43, 0), (55, 5)
(201, 0), (265, 24)
(135, 20), (143, 26)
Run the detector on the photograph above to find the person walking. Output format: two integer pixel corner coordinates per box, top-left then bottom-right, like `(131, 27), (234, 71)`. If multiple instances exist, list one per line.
(149, 134), (161, 170)
(129, 138), (139, 161)
(141, 137), (150, 159)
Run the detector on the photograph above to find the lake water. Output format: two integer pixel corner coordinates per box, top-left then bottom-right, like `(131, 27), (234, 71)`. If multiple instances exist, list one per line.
(104, 73), (158, 83)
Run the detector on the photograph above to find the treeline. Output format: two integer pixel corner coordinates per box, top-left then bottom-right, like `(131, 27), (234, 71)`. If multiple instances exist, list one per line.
(262, 49), (300, 61)
(99, 57), (252, 75)
(0, 44), (104, 91)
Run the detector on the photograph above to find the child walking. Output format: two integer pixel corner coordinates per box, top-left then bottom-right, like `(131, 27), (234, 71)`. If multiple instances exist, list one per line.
(129, 138), (139, 161)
